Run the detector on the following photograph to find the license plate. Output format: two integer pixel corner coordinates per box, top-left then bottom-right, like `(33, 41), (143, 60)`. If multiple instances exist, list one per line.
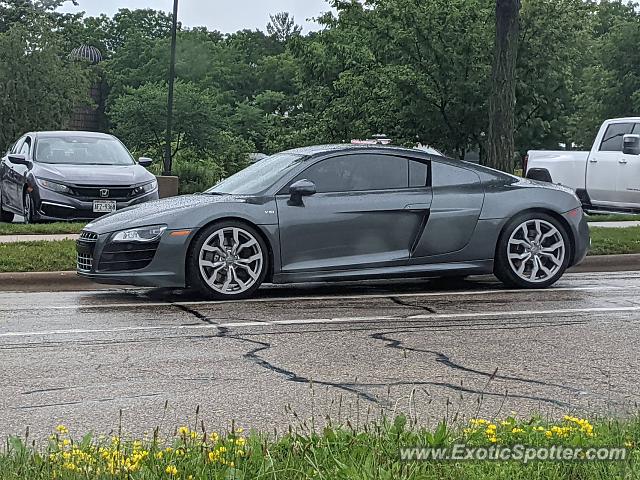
(93, 200), (117, 213)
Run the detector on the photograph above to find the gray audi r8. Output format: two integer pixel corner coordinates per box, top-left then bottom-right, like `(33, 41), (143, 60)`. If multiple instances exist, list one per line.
(77, 145), (590, 299)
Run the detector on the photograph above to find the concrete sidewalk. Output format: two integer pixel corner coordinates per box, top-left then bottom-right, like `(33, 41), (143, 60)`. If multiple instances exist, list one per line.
(0, 234), (79, 244)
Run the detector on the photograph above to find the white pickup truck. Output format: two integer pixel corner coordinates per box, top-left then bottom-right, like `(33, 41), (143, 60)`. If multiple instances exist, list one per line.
(526, 117), (640, 214)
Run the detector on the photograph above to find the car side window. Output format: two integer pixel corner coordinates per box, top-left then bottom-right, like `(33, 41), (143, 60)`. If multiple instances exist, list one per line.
(599, 123), (634, 151)
(11, 137), (25, 154)
(19, 137), (31, 157)
(296, 154), (410, 193)
(409, 159), (430, 187)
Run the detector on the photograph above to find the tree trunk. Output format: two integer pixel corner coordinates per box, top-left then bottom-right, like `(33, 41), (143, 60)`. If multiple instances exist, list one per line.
(485, 0), (521, 173)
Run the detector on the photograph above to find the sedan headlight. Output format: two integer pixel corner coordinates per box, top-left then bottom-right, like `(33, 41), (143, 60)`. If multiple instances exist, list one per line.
(112, 225), (166, 243)
(132, 180), (158, 196)
(37, 178), (71, 194)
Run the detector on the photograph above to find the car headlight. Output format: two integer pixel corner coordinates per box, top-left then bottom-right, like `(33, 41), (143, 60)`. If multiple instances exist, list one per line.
(132, 180), (158, 196)
(112, 225), (166, 243)
(37, 178), (71, 194)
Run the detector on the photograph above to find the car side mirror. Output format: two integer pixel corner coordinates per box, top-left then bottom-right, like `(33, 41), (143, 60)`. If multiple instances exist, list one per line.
(623, 134), (640, 155)
(8, 153), (32, 168)
(138, 157), (153, 168)
(288, 179), (316, 206)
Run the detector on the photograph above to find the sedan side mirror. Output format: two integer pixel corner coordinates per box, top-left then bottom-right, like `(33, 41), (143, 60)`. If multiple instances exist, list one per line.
(8, 153), (32, 168)
(138, 157), (153, 168)
(288, 179), (316, 206)
(623, 134), (640, 155)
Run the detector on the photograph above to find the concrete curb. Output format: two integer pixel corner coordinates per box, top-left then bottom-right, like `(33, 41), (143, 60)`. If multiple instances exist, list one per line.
(0, 254), (638, 292)
(0, 271), (112, 292)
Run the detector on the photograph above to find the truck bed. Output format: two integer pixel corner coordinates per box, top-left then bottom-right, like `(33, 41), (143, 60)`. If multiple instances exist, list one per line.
(526, 150), (590, 190)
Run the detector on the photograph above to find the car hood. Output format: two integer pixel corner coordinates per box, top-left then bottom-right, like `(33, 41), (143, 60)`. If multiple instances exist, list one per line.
(33, 163), (154, 186)
(85, 194), (251, 234)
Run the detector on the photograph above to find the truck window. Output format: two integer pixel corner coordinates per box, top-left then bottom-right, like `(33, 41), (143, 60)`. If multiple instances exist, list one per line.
(599, 123), (634, 151)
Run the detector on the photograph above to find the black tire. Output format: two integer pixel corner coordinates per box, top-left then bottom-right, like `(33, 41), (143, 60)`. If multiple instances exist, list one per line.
(0, 194), (14, 223)
(23, 191), (34, 224)
(187, 220), (269, 300)
(494, 212), (571, 289)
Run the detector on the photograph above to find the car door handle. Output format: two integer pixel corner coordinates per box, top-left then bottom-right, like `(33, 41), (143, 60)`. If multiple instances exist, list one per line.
(404, 203), (431, 211)
(589, 158), (598, 163)
(619, 159), (628, 164)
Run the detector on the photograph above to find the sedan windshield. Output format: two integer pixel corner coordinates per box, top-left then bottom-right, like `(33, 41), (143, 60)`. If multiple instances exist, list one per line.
(35, 136), (135, 166)
(206, 153), (306, 195)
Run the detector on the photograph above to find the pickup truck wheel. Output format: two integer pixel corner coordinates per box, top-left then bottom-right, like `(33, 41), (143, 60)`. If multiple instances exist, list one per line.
(494, 213), (570, 289)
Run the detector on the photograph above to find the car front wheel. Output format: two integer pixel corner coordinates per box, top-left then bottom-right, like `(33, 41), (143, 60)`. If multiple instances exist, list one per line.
(187, 221), (268, 300)
(494, 213), (571, 289)
(23, 191), (34, 224)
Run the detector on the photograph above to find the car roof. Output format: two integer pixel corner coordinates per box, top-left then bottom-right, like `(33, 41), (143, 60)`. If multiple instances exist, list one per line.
(32, 131), (115, 139)
(282, 143), (435, 158)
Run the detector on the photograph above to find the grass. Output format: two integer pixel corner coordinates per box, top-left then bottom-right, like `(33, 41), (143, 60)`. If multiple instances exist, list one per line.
(0, 222), (86, 235)
(0, 240), (76, 273)
(0, 228), (638, 274)
(589, 227), (640, 256)
(0, 415), (638, 479)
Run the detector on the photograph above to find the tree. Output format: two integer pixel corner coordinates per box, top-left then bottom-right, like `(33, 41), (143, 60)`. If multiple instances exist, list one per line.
(108, 81), (227, 160)
(486, 0), (521, 172)
(0, 25), (90, 151)
(267, 12), (301, 43)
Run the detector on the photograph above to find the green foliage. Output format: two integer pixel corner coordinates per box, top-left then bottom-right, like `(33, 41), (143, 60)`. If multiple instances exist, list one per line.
(0, 23), (91, 152)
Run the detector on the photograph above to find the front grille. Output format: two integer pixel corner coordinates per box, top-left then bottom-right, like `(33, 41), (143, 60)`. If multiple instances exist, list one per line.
(42, 203), (103, 220)
(76, 231), (98, 272)
(77, 252), (93, 271)
(80, 231), (98, 241)
(98, 241), (160, 272)
(70, 186), (137, 200)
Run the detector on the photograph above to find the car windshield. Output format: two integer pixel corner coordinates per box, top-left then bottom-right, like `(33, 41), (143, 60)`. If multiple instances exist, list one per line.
(35, 136), (135, 166)
(206, 152), (306, 195)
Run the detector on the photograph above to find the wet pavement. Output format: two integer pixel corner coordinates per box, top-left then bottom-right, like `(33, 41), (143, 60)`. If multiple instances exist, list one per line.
(1, 271), (640, 440)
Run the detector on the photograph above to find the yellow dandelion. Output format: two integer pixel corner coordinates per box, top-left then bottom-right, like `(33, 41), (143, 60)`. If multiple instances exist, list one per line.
(55, 425), (69, 435)
(165, 465), (178, 476)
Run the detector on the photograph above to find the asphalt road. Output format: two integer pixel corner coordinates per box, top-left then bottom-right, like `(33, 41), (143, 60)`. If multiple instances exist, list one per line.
(1, 271), (640, 441)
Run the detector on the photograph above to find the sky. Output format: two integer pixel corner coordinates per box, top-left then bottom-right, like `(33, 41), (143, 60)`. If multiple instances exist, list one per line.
(59, 0), (334, 33)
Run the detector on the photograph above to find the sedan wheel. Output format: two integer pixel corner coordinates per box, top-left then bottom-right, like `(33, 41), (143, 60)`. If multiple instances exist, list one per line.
(23, 192), (34, 224)
(189, 221), (267, 299)
(495, 213), (570, 289)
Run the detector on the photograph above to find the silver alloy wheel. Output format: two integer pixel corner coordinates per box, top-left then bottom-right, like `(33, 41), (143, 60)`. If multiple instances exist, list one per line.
(23, 193), (31, 224)
(198, 226), (263, 295)
(507, 219), (565, 283)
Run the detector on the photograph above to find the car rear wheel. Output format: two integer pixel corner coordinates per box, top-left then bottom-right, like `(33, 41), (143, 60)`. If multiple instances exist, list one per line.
(187, 221), (268, 300)
(0, 195), (14, 223)
(494, 213), (570, 289)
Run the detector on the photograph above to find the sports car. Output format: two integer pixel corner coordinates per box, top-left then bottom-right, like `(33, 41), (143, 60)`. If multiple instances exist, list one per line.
(77, 145), (590, 299)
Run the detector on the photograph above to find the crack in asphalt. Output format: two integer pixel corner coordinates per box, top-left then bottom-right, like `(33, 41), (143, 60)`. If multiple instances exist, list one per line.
(172, 303), (217, 324)
(371, 330), (584, 394)
(389, 296), (437, 313)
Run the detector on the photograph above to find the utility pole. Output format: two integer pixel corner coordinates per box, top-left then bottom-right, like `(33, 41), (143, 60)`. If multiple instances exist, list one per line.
(163, 0), (179, 176)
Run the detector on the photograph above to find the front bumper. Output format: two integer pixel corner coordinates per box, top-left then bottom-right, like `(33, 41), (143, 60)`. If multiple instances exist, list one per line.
(76, 228), (193, 288)
(34, 189), (159, 221)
